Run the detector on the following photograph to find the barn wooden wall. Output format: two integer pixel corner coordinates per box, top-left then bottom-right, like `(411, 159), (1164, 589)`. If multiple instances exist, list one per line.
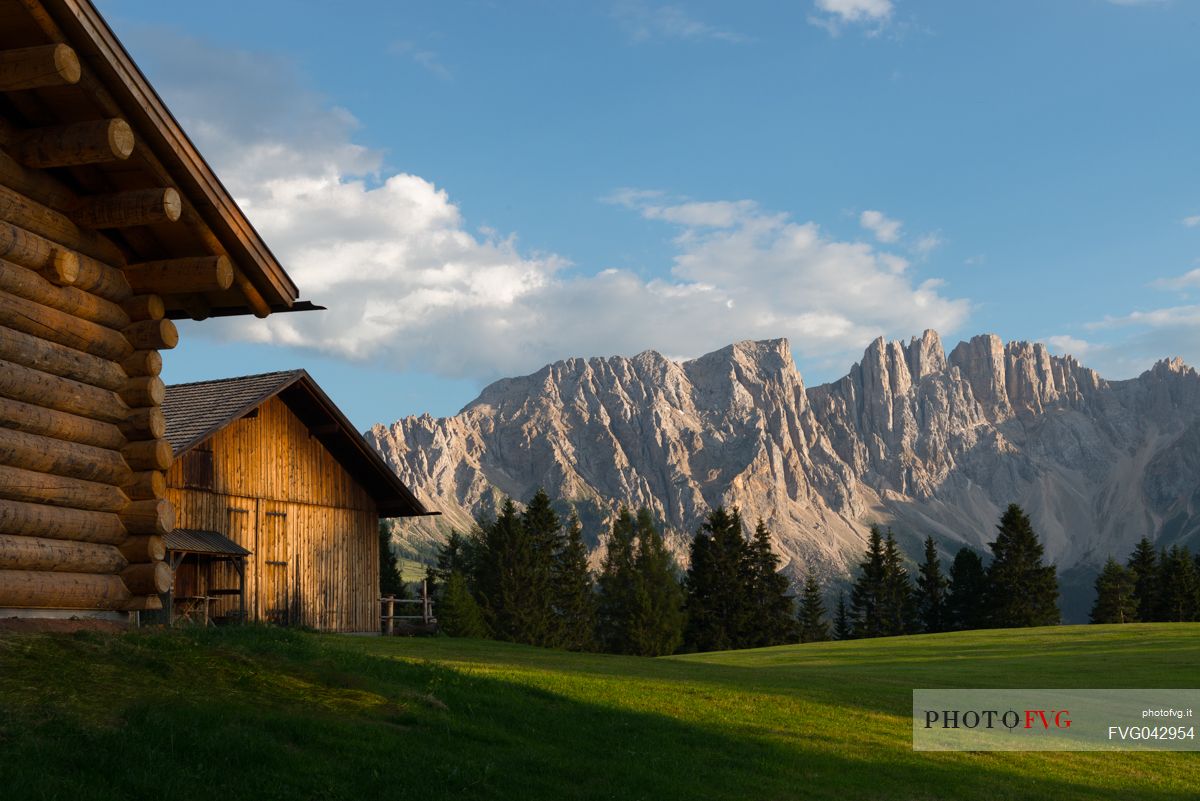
(166, 396), (381, 632)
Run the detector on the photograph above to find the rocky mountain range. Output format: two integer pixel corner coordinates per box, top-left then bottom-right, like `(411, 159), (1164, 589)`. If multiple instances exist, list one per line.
(367, 331), (1200, 621)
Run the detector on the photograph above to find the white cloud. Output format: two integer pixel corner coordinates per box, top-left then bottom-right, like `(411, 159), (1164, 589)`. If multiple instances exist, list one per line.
(810, 0), (893, 35)
(613, 2), (748, 44)
(859, 209), (903, 243)
(1088, 305), (1200, 331)
(1183, 215), (1200, 228)
(391, 41), (452, 81)
(912, 233), (944, 257)
(1046, 335), (1104, 361)
(1151, 268), (1200, 291)
(607, 192), (759, 228)
(129, 29), (968, 381)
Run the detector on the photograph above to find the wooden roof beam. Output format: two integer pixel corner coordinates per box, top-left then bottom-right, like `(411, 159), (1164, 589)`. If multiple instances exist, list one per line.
(77, 187), (180, 229)
(0, 44), (80, 91)
(10, 118), (134, 169)
(124, 254), (231, 295)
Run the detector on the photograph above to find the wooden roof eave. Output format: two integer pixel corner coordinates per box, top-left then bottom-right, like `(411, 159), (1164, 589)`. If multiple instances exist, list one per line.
(278, 373), (436, 519)
(30, 0), (299, 311)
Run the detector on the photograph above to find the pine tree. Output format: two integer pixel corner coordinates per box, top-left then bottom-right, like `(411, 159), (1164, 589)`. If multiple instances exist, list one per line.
(797, 576), (830, 643)
(1090, 557), (1138, 624)
(746, 519), (798, 647)
(629, 509), (685, 656)
(1156, 545), (1198, 622)
(473, 498), (548, 644)
(519, 489), (564, 646)
(430, 530), (474, 597)
(378, 521), (406, 598)
(833, 593), (852, 640)
(439, 571), (488, 638)
(880, 531), (917, 636)
(596, 508), (640, 653)
(1126, 537), (1159, 622)
(553, 512), (596, 651)
(985, 504), (1060, 628)
(849, 526), (888, 638)
(947, 547), (988, 631)
(915, 536), (948, 633)
(684, 506), (753, 652)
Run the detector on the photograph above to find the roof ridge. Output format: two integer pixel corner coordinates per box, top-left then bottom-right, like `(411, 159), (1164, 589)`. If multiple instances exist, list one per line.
(164, 369), (305, 390)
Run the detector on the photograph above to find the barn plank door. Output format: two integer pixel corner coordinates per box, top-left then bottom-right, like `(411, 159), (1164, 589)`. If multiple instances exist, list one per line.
(259, 501), (291, 625)
(227, 503), (255, 620)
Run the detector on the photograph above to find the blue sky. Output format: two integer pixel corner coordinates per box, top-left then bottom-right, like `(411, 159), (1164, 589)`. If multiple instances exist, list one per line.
(97, 0), (1200, 428)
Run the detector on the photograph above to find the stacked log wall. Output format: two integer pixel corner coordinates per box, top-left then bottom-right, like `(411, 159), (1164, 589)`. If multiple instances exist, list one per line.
(0, 42), (179, 612)
(0, 218), (175, 612)
(165, 397), (380, 633)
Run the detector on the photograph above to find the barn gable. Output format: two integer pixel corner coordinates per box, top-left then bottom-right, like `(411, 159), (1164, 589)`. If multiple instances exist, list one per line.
(161, 372), (432, 632)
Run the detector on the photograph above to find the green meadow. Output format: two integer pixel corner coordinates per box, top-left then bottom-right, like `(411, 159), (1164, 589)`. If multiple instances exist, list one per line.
(1, 624), (1197, 800)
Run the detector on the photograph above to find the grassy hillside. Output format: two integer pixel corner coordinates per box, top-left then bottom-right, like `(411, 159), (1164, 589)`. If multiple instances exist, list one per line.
(1, 624), (1197, 800)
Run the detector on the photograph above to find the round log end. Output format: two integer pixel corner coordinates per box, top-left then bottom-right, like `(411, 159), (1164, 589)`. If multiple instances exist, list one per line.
(108, 118), (135, 160)
(214, 255), (234, 291)
(160, 318), (179, 349)
(124, 294), (166, 323)
(121, 560), (172, 595)
(145, 377), (166, 407)
(122, 438), (174, 471)
(52, 44), (82, 85)
(162, 188), (182, 223)
(119, 534), (167, 564)
(47, 250), (80, 286)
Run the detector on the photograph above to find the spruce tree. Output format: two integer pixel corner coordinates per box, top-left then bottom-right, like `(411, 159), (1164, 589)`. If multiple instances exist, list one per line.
(520, 488), (564, 645)
(1126, 537), (1159, 622)
(915, 536), (949, 633)
(473, 498), (552, 645)
(439, 571), (488, 638)
(985, 504), (1060, 628)
(746, 519), (798, 647)
(947, 547), (988, 631)
(1156, 545), (1198, 622)
(880, 531), (917, 636)
(797, 576), (830, 643)
(629, 509), (686, 656)
(1090, 557), (1137, 624)
(553, 512), (597, 651)
(596, 508), (639, 653)
(849, 526), (888, 638)
(833, 592), (852, 640)
(684, 506), (753, 652)
(378, 521), (406, 598)
(430, 530), (474, 597)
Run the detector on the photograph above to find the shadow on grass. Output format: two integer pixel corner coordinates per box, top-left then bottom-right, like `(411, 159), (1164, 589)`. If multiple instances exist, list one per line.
(0, 626), (1195, 801)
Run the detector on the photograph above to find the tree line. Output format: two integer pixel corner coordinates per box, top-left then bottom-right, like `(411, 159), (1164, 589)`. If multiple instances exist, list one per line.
(382, 494), (1200, 655)
(420, 490), (809, 656)
(835, 503), (1060, 639)
(1091, 538), (1200, 624)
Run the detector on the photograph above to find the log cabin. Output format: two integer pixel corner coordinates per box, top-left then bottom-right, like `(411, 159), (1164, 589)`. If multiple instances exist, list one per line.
(0, 0), (325, 622)
(162, 370), (430, 633)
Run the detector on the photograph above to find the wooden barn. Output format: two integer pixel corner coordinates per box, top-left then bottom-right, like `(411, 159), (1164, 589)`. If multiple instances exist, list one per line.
(0, 0), (319, 621)
(162, 370), (431, 632)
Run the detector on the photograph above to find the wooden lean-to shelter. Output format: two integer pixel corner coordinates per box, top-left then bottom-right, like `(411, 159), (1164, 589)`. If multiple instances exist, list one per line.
(0, 0), (321, 621)
(162, 371), (430, 632)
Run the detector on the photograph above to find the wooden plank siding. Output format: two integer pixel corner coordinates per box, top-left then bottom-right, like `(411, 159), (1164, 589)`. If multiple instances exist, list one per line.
(166, 397), (381, 632)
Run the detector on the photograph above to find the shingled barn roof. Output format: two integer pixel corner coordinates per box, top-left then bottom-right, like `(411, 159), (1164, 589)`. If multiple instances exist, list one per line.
(163, 371), (432, 518)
